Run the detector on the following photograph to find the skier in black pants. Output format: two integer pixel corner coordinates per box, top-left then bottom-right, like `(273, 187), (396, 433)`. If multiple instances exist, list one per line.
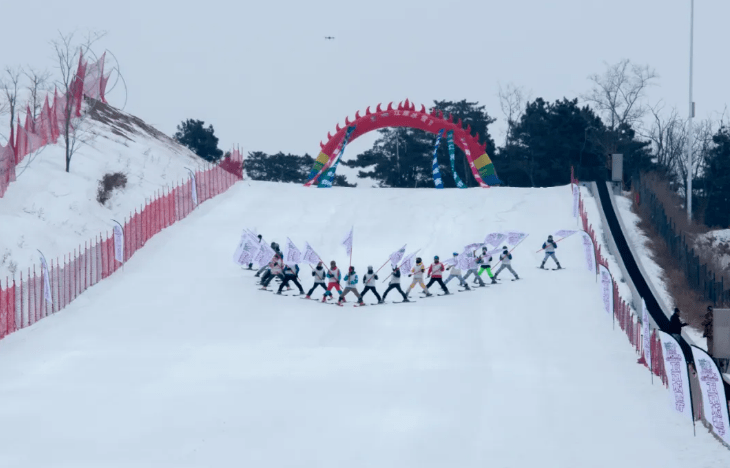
(277, 264), (304, 295)
(426, 256), (449, 294)
(361, 266), (383, 303)
(382, 266), (409, 302)
(305, 261), (327, 298)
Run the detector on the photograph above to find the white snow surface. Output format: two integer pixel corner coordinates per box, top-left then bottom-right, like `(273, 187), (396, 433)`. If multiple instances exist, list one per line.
(0, 182), (727, 467)
(0, 103), (203, 280)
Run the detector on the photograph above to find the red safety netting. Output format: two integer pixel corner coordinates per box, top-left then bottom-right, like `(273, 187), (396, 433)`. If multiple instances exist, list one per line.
(0, 153), (243, 340)
(572, 172), (668, 386)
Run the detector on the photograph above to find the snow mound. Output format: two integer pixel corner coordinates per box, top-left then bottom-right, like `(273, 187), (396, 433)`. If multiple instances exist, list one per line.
(0, 99), (204, 280)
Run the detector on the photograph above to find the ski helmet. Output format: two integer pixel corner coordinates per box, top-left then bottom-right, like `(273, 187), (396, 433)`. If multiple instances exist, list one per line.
(257, 234), (262, 240)
(367, 265), (373, 270)
(503, 246), (508, 251)
(434, 255), (439, 261)
(349, 266), (355, 271)
(331, 260), (336, 266)
(482, 246), (488, 251)
(416, 257), (422, 264)
(453, 252), (459, 256)
(548, 235), (553, 240)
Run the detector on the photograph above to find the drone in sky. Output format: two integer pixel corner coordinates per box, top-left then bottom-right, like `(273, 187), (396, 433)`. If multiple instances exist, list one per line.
(324, 36), (335, 40)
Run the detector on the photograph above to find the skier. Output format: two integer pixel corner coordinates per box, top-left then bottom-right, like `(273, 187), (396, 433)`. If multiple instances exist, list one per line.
(305, 261), (327, 298)
(361, 265), (383, 303)
(477, 246), (497, 284)
(277, 264), (304, 295)
(444, 252), (470, 290)
(338, 266), (364, 305)
(382, 265), (409, 302)
(426, 256), (449, 294)
(322, 260), (342, 302)
(248, 234), (263, 270)
(493, 246), (519, 280)
(406, 257), (432, 298)
(261, 254), (284, 289)
(539, 235), (562, 269)
(463, 252), (486, 287)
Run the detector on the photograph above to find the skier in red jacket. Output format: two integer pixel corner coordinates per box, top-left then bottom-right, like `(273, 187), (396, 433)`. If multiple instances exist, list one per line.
(426, 256), (450, 295)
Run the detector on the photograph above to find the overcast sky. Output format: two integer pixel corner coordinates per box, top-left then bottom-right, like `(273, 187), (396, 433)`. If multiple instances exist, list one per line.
(2, 0), (728, 158)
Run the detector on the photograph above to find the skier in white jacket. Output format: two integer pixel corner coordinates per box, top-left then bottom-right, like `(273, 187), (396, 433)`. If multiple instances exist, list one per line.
(493, 246), (520, 280)
(361, 266), (383, 303)
(444, 252), (470, 290)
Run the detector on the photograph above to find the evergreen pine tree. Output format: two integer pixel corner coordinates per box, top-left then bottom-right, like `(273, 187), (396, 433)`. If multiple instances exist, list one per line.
(174, 119), (224, 162)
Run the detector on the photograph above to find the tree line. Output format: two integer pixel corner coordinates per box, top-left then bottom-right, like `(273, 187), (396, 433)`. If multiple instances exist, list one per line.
(173, 59), (729, 228)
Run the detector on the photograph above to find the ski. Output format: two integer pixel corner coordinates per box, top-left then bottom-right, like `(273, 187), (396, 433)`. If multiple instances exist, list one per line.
(458, 288), (473, 292)
(393, 300), (416, 304)
(438, 293), (452, 296)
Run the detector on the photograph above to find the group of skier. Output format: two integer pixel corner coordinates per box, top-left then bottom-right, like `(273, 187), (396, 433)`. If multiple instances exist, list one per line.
(248, 235), (565, 305)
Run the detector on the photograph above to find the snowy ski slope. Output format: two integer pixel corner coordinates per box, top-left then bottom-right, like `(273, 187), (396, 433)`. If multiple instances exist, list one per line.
(0, 182), (726, 467)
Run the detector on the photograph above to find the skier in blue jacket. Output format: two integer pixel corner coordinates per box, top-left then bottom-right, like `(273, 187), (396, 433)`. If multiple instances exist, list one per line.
(539, 235), (562, 269)
(338, 266), (364, 305)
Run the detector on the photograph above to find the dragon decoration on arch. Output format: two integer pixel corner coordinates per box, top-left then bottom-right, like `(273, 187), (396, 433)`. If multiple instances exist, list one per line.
(304, 99), (501, 187)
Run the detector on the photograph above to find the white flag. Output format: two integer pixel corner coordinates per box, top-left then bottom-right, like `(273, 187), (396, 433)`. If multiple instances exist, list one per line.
(554, 229), (578, 239)
(302, 242), (322, 264)
(39, 253), (52, 304)
(464, 242), (483, 252)
(390, 244), (407, 269)
(341, 227), (354, 257)
(505, 231), (528, 246)
(641, 299), (652, 370)
(691, 346), (730, 445)
(233, 239), (257, 266)
(598, 265), (613, 317)
(253, 242), (276, 268)
(191, 174), (198, 206)
(483, 232), (507, 248)
(572, 185), (580, 218)
(581, 231), (596, 273)
(113, 224), (124, 263)
(657, 331), (693, 420)
(459, 249), (477, 270)
(284, 238), (303, 266)
(399, 251), (417, 275)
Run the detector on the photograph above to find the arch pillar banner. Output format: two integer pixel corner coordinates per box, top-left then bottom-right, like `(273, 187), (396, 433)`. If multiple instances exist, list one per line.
(305, 100), (501, 187)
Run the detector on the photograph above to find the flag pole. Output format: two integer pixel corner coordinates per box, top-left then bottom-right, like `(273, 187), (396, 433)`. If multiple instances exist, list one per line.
(535, 232), (577, 253)
(493, 236), (529, 269)
(382, 249), (421, 283)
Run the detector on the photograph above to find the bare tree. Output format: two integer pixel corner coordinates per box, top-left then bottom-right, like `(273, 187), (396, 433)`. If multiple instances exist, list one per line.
(644, 102), (720, 200)
(51, 31), (105, 173)
(497, 82), (531, 146)
(583, 59), (658, 132)
(1, 66), (23, 148)
(23, 67), (51, 121)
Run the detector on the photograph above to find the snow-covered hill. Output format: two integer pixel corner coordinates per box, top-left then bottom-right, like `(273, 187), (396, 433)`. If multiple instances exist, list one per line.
(0, 182), (725, 467)
(0, 99), (205, 280)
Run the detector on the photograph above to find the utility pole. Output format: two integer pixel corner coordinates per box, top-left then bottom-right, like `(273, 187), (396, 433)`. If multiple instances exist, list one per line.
(686, 0), (695, 221)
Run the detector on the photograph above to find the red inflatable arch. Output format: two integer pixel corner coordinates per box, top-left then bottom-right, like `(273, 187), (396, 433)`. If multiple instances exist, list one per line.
(304, 99), (501, 187)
